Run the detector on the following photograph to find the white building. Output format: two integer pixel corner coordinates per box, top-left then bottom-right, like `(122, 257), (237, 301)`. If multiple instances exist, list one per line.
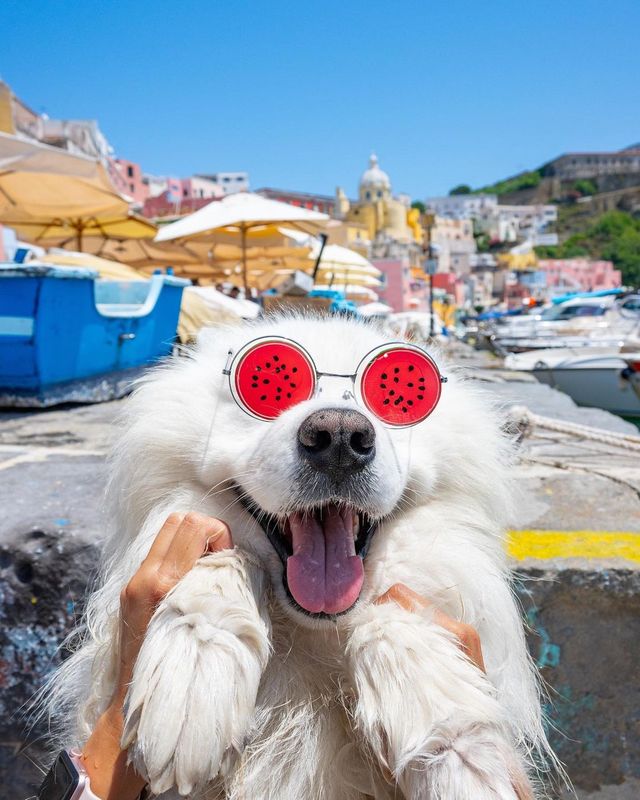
(425, 194), (498, 219)
(197, 171), (249, 195)
(430, 216), (477, 275)
(427, 193), (557, 246)
(475, 203), (557, 245)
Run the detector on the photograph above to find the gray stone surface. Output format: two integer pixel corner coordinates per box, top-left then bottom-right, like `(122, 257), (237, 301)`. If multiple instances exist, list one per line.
(518, 569), (640, 796)
(1, 380), (639, 797)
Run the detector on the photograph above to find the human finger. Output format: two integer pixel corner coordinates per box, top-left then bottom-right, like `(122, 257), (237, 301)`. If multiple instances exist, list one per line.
(158, 512), (232, 582)
(374, 582), (429, 613)
(376, 583), (486, 672)
(138, 513), (186, 571)
(432, 609), (486, 673)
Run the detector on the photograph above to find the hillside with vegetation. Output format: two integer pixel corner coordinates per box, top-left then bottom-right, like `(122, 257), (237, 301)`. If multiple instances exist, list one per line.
(450, 170), (544, 198)
(535, 210), (640, 285)
(449, 161), (640, 286)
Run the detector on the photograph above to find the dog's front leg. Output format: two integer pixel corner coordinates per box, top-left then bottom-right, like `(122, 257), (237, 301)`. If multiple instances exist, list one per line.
(122, 548), (270, 797)
(347, 603), (532, 799)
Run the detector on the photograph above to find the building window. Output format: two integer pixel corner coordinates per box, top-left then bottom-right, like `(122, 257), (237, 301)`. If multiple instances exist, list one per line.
(127, 165), (134, 178)
(129, 183), (134, 192)
(183, 188), (188, 197)
(377, 191), (382, 198)
(365, 191), (371, 200)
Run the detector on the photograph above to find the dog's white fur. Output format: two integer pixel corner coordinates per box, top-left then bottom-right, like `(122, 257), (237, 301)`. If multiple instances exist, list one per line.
(46, 314), (554, 799)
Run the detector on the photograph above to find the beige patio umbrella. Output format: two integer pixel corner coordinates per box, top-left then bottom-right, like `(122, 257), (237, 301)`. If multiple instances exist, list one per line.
(308, 242), (382, 288)
(0, 131), (154, 251)
(12, 212), (157, 252)
(51, 235), (206, 269)
(43, 250), (145, 280)
(155, 192), (327, 293)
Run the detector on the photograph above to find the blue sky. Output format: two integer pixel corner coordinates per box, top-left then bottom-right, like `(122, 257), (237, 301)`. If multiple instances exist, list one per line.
(2, 1), (639, 198)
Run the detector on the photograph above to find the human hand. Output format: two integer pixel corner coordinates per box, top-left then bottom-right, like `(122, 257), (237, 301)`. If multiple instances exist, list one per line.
(375, 583), (534, 799)
(113, 512), (233, 704)
(81, 513), (232, 800)
(375, 582), (485, 671)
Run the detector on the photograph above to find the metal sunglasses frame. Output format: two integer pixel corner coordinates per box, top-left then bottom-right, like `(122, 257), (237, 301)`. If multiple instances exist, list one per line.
(223, 335), (447, 427)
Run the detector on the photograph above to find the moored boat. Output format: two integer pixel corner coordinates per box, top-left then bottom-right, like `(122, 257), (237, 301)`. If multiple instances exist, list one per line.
(483, 294), (640, 355)
(505, 346), (640, 418)
(0, 263), (189, 406)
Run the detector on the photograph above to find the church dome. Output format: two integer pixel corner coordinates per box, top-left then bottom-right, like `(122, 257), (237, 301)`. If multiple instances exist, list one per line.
(359, 153), (391, 190)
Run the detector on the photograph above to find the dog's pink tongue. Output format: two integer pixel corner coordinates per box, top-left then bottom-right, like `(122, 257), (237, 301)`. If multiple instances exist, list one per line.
(287, 505), (363, 614)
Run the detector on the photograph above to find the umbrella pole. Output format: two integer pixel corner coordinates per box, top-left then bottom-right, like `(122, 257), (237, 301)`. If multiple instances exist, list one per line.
(311, 233), (328, 282)
(241, 224), (249, 296)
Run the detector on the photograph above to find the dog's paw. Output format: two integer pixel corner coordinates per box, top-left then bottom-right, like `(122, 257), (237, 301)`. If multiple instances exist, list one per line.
(122, 552), (270, 796)
(347, 603), (529, 798)
(400, 721), (527, 799)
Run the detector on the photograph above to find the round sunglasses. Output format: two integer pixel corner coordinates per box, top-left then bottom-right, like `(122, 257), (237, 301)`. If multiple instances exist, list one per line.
(223, 336), (447, 428)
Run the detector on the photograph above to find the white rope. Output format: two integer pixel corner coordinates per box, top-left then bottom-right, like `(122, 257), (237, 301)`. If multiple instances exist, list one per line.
(508, 405), (640, 452)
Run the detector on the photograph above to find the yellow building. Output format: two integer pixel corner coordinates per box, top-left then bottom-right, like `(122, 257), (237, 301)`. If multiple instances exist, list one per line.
(337, 154), (422, 245)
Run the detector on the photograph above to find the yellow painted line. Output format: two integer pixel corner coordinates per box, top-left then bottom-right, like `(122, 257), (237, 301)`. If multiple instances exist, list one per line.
(507, 530), (640, 564)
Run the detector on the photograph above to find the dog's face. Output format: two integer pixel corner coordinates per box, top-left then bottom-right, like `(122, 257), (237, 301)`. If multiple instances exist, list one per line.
(194, 315), (456, 622)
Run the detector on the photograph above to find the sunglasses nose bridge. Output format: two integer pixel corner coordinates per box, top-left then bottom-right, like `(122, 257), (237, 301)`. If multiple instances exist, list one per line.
(313, 373), (357, 404)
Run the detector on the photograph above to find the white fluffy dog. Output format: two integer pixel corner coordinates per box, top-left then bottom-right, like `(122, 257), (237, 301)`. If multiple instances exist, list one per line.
(48, 314), (553, 799)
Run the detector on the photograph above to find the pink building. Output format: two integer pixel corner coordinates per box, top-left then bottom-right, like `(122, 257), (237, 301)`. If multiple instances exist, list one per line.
(180, 176), (224, 201)
(374, 258), (429, 312)
(142, 193), (213, 220)
(111, 158), (149, 206)
(0, 225), (5, 261)
(537, 258), (621, 293)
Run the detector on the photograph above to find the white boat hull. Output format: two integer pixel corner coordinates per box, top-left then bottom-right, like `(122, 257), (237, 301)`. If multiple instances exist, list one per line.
(533, 361), (640, 418)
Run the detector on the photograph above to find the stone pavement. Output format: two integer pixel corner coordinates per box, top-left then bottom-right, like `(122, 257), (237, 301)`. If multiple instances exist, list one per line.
(0, 372), (639, 797)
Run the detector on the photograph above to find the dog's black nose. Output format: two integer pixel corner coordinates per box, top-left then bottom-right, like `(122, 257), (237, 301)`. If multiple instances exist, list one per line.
(298, 408), (375, 480)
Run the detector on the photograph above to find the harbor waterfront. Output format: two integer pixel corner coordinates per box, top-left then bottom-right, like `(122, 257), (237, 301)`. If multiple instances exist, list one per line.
(2, 5), (640, 796)
(1, 341), (639, 798)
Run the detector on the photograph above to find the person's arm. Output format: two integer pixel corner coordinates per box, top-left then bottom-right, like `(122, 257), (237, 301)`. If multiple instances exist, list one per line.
(72, 529), (529, 800)
(376, 582), (534, 800)
(79, 512), (233, 800)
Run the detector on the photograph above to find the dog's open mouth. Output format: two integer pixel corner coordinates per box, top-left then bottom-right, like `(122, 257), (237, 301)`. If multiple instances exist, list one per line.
(236, 488), (377, 617)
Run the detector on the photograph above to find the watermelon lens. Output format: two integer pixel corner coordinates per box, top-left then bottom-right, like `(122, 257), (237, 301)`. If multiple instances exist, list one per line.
(231, 339), (316, 420)
(357, 345), (442, 427)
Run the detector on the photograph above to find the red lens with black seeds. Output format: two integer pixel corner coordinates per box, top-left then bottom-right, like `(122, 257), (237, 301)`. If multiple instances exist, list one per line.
(358, 346), (442, 426)
(233, 340), (315, 420)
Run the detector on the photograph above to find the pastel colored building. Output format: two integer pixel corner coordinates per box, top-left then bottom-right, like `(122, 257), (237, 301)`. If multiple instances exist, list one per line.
(198, 172), (249, 195)
(258, 187), (336, 215)
(340, 155), (418, 244)
(180, 176), (224, 201)
(144, 174), (183, 200)
(537, 258), (622, 292)
(112, 158), (149, 206)
(142, 193), (213, 219)
(425, 194), (498, 219)
(374, 258), (429, 312)
(430, 216), (476, 274)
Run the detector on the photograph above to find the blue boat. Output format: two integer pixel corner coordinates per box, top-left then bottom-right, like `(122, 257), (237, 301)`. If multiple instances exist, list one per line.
(0, 263), (189, 407)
